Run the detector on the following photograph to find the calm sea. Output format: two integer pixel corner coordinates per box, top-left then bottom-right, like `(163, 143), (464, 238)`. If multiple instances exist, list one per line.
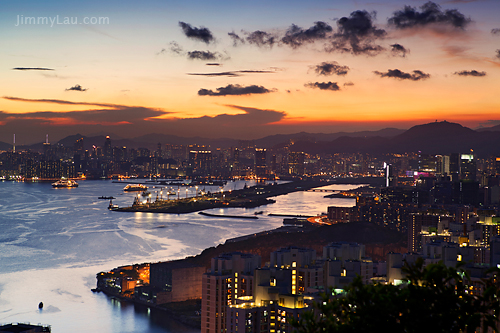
(0, 180), (356, 332)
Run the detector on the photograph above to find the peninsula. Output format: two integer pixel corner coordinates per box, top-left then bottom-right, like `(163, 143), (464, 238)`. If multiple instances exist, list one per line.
(115, 179), (335, 214)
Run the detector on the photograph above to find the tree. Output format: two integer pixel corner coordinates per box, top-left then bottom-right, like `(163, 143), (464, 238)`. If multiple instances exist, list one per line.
(293, 258), (500, 333)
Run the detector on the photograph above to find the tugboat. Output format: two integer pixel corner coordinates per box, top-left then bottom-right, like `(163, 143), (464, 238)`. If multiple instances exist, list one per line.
(108, 199), (119, 210)
(52, 179), (79, 188)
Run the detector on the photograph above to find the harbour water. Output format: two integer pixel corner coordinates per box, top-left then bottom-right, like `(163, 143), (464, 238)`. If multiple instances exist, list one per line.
(0, 180), (357, 332)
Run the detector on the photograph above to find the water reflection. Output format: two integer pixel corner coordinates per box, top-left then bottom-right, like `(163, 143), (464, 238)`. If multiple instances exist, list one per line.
(0, 180), (358, 332)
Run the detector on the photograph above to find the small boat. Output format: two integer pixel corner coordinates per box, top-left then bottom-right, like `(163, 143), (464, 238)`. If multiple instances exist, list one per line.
(123, 184), (148, 192)
(52, 179), (78, 188)
(98, 196), (115, 200)
(108, 200), (119, 210)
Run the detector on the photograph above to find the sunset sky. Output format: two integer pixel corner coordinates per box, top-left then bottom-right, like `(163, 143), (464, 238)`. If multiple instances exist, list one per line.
(1, 0), (500, 144)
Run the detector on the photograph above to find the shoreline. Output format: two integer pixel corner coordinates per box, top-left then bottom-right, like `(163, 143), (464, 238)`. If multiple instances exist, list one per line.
(92, 289), (201, 329)
(94, 220), (405, 329)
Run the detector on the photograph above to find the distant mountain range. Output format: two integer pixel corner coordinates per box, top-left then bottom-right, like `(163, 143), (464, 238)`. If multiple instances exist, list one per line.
(2, 121), (500, 156)
(290, 121), (500, 156)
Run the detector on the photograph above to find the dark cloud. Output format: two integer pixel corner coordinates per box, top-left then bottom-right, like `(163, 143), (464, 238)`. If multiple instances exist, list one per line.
(373, 69), (430, 81)
(443, 0), (482, 3)
(454, 70), (486, 77)
(189, 72), (241, 77)
(160, 43), (228, 62)
(281, 21), (333, 48)
(310, 61), (349, 76)
(328, 10), (386, 56)
(12, 67), (54, 71)
(0, 98), (287, 141)
(187, 50), (224, 61)
(3, 96), (123, 108)
(198, 84), (275, 96)
(188, 69), (276, 77)
(238, 70), (276, 74)
(245, 30), (277, 48)
(388, 2), (471, 30)
(178, 22), (214, 44)
(228, 32), (245, 46)
(496, 50), (500, 59)
(0, 98), (166, 125)
(479, 120), (500, 127)
(168, 41), (184, 54)
(304, 81), (340, 91)
(344, 82), (354, 86)
(65, 84), (88, 92)
(209, 105), (286, 125)
(492, 29), (500, 35)
(391, 44), (409, 57)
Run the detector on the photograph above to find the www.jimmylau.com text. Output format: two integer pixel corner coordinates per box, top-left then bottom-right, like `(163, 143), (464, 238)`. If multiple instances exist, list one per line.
(15, 15), (109, 27)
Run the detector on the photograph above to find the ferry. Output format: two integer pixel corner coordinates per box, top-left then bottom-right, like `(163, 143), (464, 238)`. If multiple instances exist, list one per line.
(52, 179), (79, 188)
(123, 184), (148, 192)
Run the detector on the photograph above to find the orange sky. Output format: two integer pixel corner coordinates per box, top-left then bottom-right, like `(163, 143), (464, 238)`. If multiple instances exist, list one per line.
(1, 0), (500, 143)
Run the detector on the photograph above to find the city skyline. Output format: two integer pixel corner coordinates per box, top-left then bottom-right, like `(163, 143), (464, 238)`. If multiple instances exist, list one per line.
(1, 0), (500, 144)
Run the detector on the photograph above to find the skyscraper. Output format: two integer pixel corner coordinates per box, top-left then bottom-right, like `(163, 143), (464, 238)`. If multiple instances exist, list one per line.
(460, 153), (476, 180)
(255, 148), (267, 179)
(189, 150), (212, 176)
(201, 252), (261, 333)
(288, 152), (305, 175)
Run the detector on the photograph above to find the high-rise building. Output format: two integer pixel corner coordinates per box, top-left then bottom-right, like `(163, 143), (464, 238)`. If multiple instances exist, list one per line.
(103, 136), (112, 161)
(288, 152), (305, 175)
(418, 152), (437, 172)
(323, 242), (372, 288)
(189, 150), (212, 176)
(436, 155), (450, 176)
(449, 153), (460, 180)
(460, 153), (476, 180)
(270, 246), (318, 295)
(408, 212), (452, 253)
(201, 252), (261, 333)
(384, 162), (397, 186)
(254, 148), (267, 179)
(226, 267), (309, 333)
